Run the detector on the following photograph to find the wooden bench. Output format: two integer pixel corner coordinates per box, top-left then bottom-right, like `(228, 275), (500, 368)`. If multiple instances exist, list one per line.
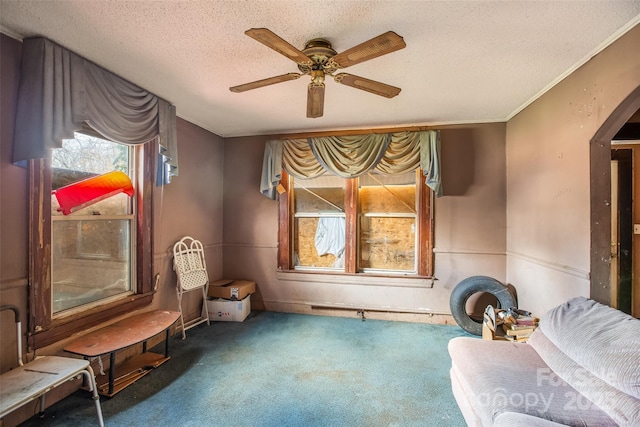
(64, 310), (180, 397)
(0, 305), (104, 426)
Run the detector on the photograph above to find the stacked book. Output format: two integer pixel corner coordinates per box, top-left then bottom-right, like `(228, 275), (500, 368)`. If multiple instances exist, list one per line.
(501, 314), (539, 342)
(482, 306), (539, 342)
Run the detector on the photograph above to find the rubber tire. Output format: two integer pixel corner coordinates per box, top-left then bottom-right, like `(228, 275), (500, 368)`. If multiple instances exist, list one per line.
(449, 276), (516, 336)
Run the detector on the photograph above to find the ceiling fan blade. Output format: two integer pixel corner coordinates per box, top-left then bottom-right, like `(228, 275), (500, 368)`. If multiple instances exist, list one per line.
(307, 83), (325, 118)
(330, 31), (406, 68)
(245, 28), (312, 65)
(334, 73), (401, 98)
(229, 73), (302, 93)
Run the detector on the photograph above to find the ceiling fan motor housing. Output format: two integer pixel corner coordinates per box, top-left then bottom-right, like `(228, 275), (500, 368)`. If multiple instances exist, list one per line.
(298, 38), (338, 75)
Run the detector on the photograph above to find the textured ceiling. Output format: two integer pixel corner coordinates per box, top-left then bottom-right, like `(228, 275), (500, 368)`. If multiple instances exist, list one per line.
(1, 1), (639, 138)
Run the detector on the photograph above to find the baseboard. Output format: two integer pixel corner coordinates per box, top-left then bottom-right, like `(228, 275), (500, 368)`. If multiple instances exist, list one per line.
(252, 299), (457, 325)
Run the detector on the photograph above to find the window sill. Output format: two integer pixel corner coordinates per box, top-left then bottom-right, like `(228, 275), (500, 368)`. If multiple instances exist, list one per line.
(29, 292), (154, 350)
(276, 270), (434, 289)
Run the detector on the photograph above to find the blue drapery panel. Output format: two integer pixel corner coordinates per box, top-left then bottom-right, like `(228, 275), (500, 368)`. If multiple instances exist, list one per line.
(260, 130), (442, 198)
(12, 37), (178, 184)
(259, 140), (284, 200)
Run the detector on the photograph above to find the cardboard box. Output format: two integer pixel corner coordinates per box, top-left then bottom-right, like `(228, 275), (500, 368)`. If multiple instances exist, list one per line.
(208, 279), (255, 300)
(207, 295), (251, 322)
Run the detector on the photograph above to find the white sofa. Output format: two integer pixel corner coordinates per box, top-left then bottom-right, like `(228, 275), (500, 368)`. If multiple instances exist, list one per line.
(448, 297), (640, 426)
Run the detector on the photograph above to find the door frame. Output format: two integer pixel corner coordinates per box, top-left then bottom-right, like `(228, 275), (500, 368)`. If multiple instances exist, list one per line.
(590, 85), (640, 308)
(610, 159), (619, 308)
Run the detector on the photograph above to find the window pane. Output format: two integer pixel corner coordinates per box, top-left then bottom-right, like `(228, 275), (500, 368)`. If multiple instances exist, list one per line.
(52, 133), (129, 177)
(294, 216), (345, 268)
(293, 174), (345, 269)
(52, 193), (131, 216)
(52, 134), (130, 216)
(360, 217), (416, 272)
(52, 219), (132, 313)
(294, 174), (345, 213)
(359, 172), (417, 273)
(359, 172), (416, 214)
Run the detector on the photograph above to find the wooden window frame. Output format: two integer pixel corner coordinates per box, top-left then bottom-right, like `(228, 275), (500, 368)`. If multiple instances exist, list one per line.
(27, 142), (155, 350)
(278, 169), (434, 277)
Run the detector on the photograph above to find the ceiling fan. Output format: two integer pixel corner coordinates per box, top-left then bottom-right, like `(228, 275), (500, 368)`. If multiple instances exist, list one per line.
(229, 28), (406, 118)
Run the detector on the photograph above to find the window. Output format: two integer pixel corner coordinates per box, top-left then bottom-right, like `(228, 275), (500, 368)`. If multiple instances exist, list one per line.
(280, 169), (433, 276)
(28, 132), (155, 348)
(51, 134), (135, 315)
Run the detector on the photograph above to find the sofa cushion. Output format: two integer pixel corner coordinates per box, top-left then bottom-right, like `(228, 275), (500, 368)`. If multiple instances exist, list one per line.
(451, 365), (483, 427)
(448, 337), (616, 426)
(528, 327), (640, 426)
(534, 296), (640, 399)
(493, 412), (569, 427)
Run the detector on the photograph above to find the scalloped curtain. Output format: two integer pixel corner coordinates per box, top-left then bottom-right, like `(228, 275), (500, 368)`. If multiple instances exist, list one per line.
(12, 37), (178, 184)
(260, 130), (441, 199)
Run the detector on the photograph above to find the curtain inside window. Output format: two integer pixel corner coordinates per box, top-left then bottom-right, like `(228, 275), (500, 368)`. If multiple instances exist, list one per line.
(260, 130), (442, 199)
(12, 37), (178, 184)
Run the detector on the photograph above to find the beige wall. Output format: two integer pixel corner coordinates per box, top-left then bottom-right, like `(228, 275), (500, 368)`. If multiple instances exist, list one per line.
(223, 123), (507, 321)
(151, 118), (225, 320)
(506, 25), (640, 315)
(0, 34), (29, 373)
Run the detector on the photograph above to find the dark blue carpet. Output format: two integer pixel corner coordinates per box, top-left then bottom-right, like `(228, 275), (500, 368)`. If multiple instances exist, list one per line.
(20, 311), (472, 426)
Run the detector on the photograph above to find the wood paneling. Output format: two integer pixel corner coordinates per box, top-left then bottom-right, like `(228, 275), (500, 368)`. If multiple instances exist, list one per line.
(277, 170), (291, 270)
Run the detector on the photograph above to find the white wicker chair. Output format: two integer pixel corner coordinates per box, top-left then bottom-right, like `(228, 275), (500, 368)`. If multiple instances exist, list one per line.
(173, 236), (210, 339)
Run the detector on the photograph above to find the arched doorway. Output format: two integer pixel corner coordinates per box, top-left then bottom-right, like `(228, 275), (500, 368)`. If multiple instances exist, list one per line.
(590, 85), (640, 313)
